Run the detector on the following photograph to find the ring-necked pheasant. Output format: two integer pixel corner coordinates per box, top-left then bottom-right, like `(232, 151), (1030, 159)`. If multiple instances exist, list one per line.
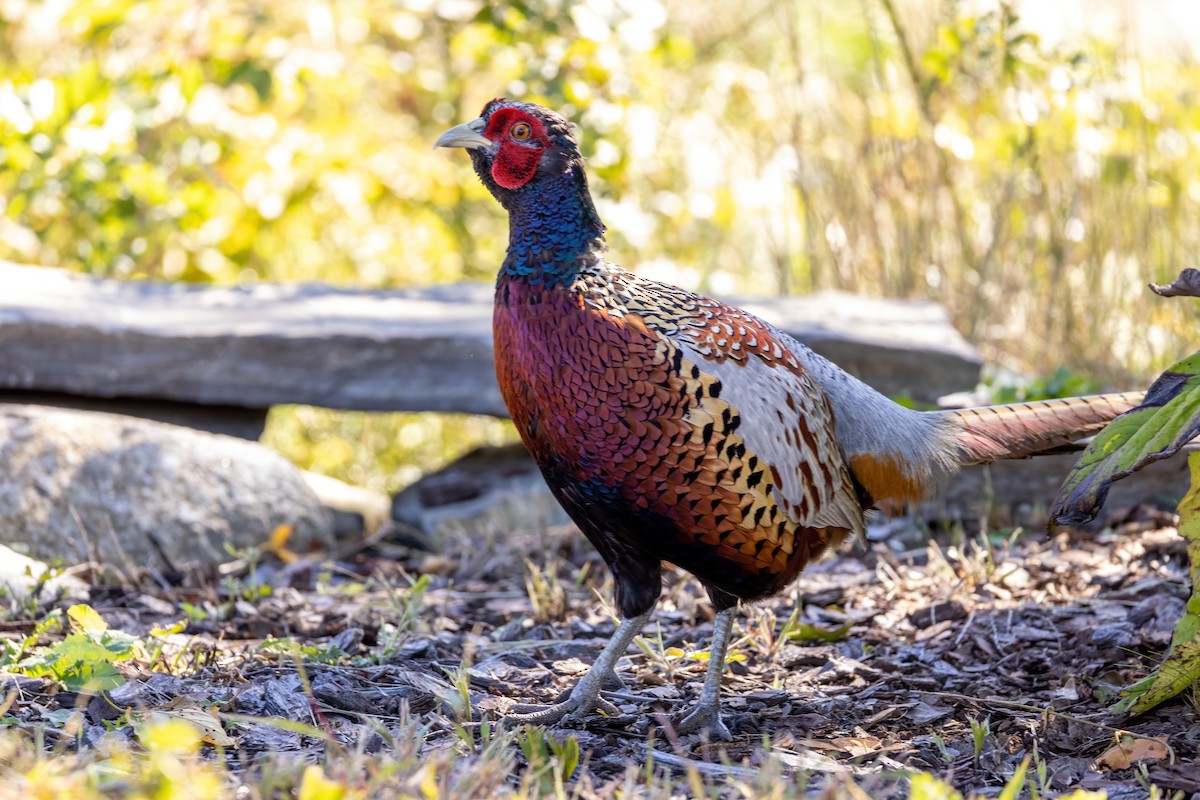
(436, 99), (1144, 740)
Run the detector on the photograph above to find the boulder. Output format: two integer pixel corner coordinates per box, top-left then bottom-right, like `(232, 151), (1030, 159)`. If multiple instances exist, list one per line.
(918, 448), (1194, 530)
(0, 544), (88, 604)
(0, 404), (334, 569)
(391, 444), (570, 544)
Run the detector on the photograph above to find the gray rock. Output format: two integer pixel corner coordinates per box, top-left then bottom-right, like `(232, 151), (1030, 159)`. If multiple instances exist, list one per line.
(0, 262), (500, 416)
(0, 390), (268, 439)
(0, 544), (88, 603)
(391, 443), (570, 544)
(0, 404), (333, 569)
(0, 264), (979, 427)
(920, 447), (1194, 529)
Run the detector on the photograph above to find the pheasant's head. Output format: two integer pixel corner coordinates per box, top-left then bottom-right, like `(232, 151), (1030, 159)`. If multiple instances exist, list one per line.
(435, 99), (584, 205)
(437, 100), (605, 277)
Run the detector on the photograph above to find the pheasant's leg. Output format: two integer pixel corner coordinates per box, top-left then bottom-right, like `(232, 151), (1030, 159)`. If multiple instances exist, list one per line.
(507, 611), (651, 725)
(673, 607), (735, 741)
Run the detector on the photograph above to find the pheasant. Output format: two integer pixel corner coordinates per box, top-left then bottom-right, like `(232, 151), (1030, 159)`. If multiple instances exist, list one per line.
(436, 99), (1145, 740)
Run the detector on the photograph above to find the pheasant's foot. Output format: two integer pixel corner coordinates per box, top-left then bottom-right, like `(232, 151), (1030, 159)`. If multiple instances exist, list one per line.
(506, 682), (620, 726)
(670, 606), (736, 742)
(504, 611), (651, 728)
(672, 699), (732, 742)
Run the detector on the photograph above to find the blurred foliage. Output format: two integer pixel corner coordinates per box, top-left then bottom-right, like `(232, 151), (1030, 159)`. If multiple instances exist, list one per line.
(263, 405), (514, 493)
(985, 365), (1103, 404)
(1, 0), (1196, 489)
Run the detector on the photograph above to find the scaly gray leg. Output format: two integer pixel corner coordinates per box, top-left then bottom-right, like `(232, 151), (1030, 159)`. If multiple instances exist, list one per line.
(507, 611), (651, 726)
(673, 607), (735, 741)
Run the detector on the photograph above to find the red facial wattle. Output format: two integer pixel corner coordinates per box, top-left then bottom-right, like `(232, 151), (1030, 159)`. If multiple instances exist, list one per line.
(483, 107), (549, 190)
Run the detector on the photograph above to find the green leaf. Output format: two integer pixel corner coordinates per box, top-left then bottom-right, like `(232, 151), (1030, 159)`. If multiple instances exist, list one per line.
(784, 620), (854, 643)
(1051, 352), (1200, 527)
(15, 617), (139, 692)
(550, 733), (580, 780)
(1113, 452), (1200, 715)
(18, 633), (127, 691)
(0, 638), (18, 669)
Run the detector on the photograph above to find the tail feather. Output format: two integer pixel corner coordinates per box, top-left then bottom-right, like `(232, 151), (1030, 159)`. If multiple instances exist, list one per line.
(942, 391), (1145, 466)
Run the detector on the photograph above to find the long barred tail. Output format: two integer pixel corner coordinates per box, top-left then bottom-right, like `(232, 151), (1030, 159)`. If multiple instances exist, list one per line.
(942, 391), (1146, 466)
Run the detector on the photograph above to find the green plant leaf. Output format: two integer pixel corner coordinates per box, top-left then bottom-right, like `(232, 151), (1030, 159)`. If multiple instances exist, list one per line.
(17, 632), (128, 691)
(1051, 352), (1200, 527)
(784, 620), (854, 643)
(1113, 451), (1200, 714)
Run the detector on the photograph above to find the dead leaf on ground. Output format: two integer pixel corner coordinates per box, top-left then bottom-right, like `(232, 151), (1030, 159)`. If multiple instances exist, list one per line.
(829, 736), (883, 756)
(134, 699), (236, 747)
(1096, 737), (1169, 770)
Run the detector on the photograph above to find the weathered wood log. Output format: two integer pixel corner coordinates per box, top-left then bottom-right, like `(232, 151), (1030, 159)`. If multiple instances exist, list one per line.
(0, 263), (981, 429)
(0, 389), (268, 439)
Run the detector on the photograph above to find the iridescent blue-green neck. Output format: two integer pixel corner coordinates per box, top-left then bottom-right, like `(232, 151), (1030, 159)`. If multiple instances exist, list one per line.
(501, 165), (606, 287)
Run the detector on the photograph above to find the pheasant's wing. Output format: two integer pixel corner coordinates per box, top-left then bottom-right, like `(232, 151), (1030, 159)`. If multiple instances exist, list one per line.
(605, 268), (866, 546)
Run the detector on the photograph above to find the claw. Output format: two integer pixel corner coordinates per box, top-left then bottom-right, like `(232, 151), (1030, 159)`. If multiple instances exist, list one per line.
(506, 682), (620, 726)
(673, 699), (732, 742)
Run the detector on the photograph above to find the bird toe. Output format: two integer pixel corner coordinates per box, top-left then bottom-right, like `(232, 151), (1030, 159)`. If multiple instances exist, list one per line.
(672, 703), (733, 742)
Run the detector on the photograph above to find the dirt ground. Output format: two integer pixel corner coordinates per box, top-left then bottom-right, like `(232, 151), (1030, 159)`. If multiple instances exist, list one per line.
(2, 503), (1200, 798)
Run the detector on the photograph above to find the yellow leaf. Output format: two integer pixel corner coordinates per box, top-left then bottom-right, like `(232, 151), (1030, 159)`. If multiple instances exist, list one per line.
(411, 763), (439, 800)
(1096, 736), (1169, 769)
(997, 756), (1029, 800)
(299, 765), (346, 800)
(907, 773), (962, 800)
(137, 701), (236, 748)
(268, 523), (298, 563)
(137, 718), (205, 755)
(67, 604), (108, 633)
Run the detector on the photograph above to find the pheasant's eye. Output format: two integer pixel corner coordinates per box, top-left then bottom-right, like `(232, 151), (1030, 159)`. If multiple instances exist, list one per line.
(511, 122), (532, 141)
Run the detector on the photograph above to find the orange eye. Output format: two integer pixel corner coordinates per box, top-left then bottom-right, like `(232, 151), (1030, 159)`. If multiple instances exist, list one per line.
(511, 122), (531, 141)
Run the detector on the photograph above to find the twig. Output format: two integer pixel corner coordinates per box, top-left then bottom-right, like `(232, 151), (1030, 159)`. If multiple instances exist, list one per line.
(640, 747), (762, 780)
(952, 608), (977, 647)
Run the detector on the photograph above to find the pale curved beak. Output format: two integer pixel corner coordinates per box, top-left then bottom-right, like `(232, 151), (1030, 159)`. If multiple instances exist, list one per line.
(434, 117), (492, 151)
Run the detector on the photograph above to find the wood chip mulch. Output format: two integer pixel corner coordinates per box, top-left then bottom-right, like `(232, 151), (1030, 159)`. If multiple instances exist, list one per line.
(2, 503), (1199, 797)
